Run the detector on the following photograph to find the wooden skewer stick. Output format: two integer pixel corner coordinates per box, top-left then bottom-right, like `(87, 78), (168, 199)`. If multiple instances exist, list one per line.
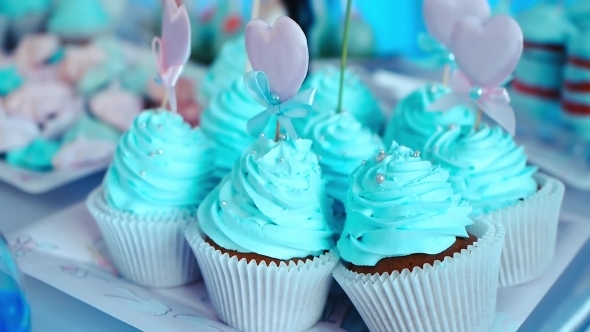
(442, 64), (451, 86)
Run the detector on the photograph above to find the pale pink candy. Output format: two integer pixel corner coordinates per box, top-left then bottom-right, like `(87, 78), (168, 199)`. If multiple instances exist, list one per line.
(57, 44), (106, 84)
(4, 82), (82, 138)
(90, 86), (143, 132)
(0, 109), (39, 153)
(245, 16), (309, 101)
(423, 0), (491, 47)
(52, 137), (115, 170)
(177, 99), (202, 127)
(14, 34), (60, 73)
(147, 76), (194, 104)
(25, 66), (60, 83)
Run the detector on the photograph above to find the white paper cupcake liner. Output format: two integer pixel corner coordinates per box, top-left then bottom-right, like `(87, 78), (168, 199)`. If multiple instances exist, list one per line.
(86, 186), (200, 287)
(185, 224), (340, 332)
(483, 172), (565, 287)
(333, 218), (505, 332)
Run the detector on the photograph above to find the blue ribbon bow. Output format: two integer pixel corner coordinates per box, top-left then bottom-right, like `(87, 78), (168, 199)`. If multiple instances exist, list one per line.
(414, 34), (456, 70)
(244, 71), (315, 140)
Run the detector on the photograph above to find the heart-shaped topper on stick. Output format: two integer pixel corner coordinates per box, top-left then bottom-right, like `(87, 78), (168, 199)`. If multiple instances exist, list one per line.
(428, 15), (523, 136)
(422, 0), (491, 84)
(244, 16), (315, 141)
(152, 0), (191, 114)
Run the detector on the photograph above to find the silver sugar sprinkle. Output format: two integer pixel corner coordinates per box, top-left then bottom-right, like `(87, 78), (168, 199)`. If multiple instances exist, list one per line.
(413, 151), (421, 158)
(375, 173), (385, 184)
(251, 150), (257, 155)
(140, 171), (146, 176)
(221, 201), (227, 206)
(158, 149), (163, 155)
(279, 158), (284, 162)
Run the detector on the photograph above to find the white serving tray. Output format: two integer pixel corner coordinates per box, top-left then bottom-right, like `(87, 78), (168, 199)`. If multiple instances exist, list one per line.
(8, 202), (590, 332)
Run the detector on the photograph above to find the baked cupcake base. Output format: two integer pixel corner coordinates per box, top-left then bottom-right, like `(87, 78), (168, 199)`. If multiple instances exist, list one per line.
(332, 218), (505, 332)
(86, 186), (201, 287)
(483, 172), (565, 287)
(186, 223), (339, 332)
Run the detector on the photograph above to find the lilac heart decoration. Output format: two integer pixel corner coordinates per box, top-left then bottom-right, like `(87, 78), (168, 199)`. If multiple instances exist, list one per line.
(451, 15), (523, 87)
(245, 16), (309, 101)
(423, 0), (491, 47)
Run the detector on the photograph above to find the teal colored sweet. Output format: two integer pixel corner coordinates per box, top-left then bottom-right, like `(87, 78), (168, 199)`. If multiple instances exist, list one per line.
(517, 4), (572, 44)
(6, 138), (60, 171)
(0, 0), (50, 18)
(0, 66), (23, 97)
(78, 38), (127, 96)
(301, 66), (383, 133)
(383, 83), (475, 152)
(424, 124), (537, 216)
(198, 137), (334, 260)
(62, 113), (121, 144)
(48, 0), (111, 39)
(104, 110), (216, 215)
(198, 36), (247, 105)
(337, 142), (473, 266)
(200, 77), (275, 181)
(121, 56), (154, 96)
(302, 110), (382, 205)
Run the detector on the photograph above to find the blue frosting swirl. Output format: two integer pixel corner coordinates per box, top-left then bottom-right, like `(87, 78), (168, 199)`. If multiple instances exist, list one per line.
(302, 111), (382, 203)
(200, 77), (275, 180)
(198, 36), (247, 105)
(199, 137), (334, 260)
(0, 0), (50, 18)
(0, 66), (23, 97)
(424, 124), (538, 216)
(337, 142), (473, 266)
(383, 84), (476, 152)
(301, 66), (383, 133)
(104, 110), (216, 215)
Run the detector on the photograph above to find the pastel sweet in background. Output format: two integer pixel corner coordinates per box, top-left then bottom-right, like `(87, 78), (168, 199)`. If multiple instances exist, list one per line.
(0, 0), (50, 19)
(90, 85), (143, 132)
(13, 34), (60, 74)
(6, 137), (60, 171)
(382, 83), (475, 151)
(147, 76), (202, 127)
(76, 38), (128, 96)
(333, 142), (505, 332)
(511, 4), (572, 120)
(0, 0), (50, 44)
(301, 110), (382, 231)
(200, 77), (270, 181)
(57, 44), (106, 85)
(301, 66), (384, 133)
(0, 65), (23, 96)
(197, 36), (247, 106)
(48, 0), (111, 42)
(0, 110), (39, 153)
(61, 113), (121, 145)
(52, 136), (115, 170)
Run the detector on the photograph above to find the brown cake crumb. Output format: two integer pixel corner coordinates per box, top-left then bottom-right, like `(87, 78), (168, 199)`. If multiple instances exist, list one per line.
(345, 235), (478, 275)
(205, 237), (322, 266)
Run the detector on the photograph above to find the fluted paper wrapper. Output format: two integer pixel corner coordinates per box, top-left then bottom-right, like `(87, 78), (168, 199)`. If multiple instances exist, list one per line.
(186, 224), (339, 332)
(333, 219), (505, 332)
(86, 186), (200, 287)
(484, 172), (565, 287)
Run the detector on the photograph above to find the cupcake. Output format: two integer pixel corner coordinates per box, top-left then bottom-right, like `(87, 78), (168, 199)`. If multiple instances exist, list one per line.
(382, 83), (475, 151)
(333, 142), (505, 332)
(200, 77), (273, 181)
(300, 66), (383, 133)
(48, 0), (111, 43)
(86, 109), (216, 287)
(186, 136), (339, 332)
(424, 124), (565, 286)
(197, 36), (247, 106)
(0, 0), (50, 47)
(301, 110), (382, 232)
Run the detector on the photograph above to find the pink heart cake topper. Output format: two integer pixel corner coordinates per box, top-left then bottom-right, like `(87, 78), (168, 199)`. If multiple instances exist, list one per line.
(245, 16), (309, 101)
(451, 15), (523, 87)
(423, 0), (491, 47)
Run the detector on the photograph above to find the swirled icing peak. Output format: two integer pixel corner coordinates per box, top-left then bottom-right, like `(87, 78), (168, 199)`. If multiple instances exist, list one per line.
(337, 142), (473, 266)
(199, 137), (334, 260)
(302, 110), (382, 203)
(104, 110), (216, 215)
(424, 124), (537, 216)
(301, 66), (383, 132)
(383, 83), (476, 152)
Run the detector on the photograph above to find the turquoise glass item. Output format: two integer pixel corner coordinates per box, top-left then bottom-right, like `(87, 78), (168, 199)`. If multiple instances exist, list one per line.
(48, 0), (111, 39)
(424, 124), (538, 216)
(198, 36), (247, 105)
(0, 66), (23, 97)
(382, 83), (476, 152)
(0, 234), (30, 332)
(6, 138), (60, 171)
(200, 77), (273, 181)
(301, 66), (383, 133)
(198, 137), (334, 260)
(0, 0), (49, 18)
(103, 110), (216, 215)
(337, 142), (473, 266)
